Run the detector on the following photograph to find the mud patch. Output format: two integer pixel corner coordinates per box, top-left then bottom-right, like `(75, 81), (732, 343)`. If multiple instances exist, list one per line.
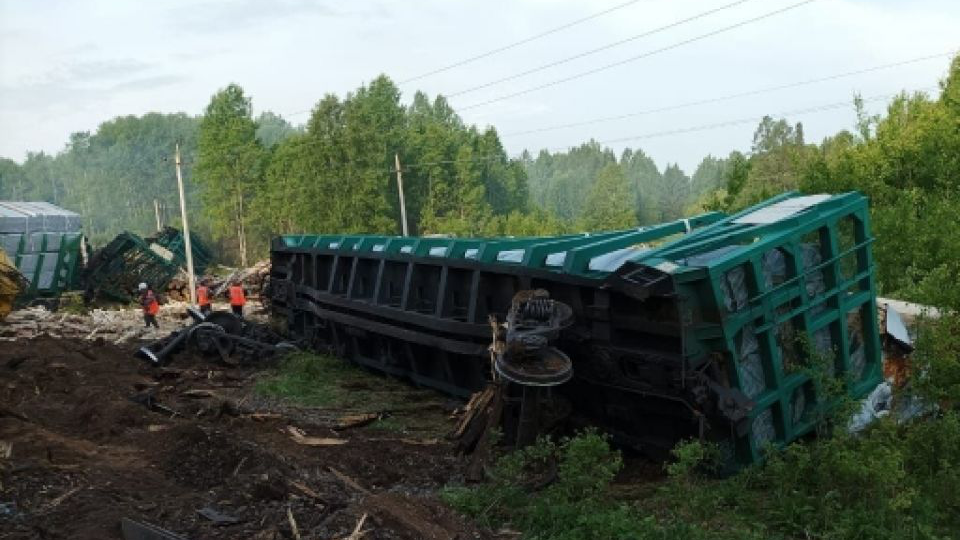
(0, 336), (496, 539)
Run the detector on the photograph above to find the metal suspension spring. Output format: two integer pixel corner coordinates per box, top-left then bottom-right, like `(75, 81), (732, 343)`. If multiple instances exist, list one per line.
(522, 297), (553, 321)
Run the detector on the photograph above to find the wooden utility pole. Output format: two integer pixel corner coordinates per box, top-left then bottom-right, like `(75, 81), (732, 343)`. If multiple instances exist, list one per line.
(174, 143), (197, 305)
(153, 199), (162, 231)
(237, 186), (247, 267)
(395, 154), (409, 236)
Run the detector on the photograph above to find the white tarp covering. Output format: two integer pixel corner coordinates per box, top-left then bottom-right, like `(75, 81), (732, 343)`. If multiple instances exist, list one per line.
(545, 252), (567, 267)
(587, 247), (648, 272)
(0, 201), (82, 234)
(496, 249), (524, 263)
(732, 194), (832, 225)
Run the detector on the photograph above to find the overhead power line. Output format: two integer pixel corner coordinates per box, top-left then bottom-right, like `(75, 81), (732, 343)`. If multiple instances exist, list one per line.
(398, 0), (647, 85)
(457, 0), (819, 111)
(448, 0), (755, 98)
(395, 87), (932, 170)
(561, 87), (934, 149)
(502, 52), (954, 137)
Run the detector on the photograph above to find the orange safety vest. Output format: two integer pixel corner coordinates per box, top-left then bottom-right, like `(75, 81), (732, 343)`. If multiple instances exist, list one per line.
(143, 291), (160, 315)
(197, 285), (210, 306)
(229, 285), (246, 306)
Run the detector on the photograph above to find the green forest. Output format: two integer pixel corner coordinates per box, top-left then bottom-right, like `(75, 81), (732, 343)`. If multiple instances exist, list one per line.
(1, 55), (958, 313)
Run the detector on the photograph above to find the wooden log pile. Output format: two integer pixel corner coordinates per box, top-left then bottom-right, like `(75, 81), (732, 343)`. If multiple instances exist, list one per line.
(212, 259), (271, 299)
(165, 260), (271, 302)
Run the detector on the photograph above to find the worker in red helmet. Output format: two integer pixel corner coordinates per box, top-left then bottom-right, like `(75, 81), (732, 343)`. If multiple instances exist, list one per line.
(228, 280), (246, 318)
(197, 280), (212, 315)
(138, 282), (160, 328)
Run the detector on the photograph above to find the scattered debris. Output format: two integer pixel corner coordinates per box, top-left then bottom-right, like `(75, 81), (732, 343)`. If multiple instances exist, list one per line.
(288, 479), (326, 503)
(0, 302), (192, 342)
(849, 382), (894, 433)
(41, 485), (84, 511)
(135, 308), (296, 365)
(182, 389), (219, 399)
(286, 506), (302, 540)
(453, 385), (496, 441)
(129, 391), (181, 417)
(120, 517), (190, 540)
(334, 412), (382, 431)
(1, 334), (494, 539)
(876, 296), (941, 322)
(881, 304), (914, 352)
(365, 493), (455, 540)
(249, 412), (283, 421)
(348, 512), (369, 540)
(329, 466), (371, 496)
(850, 305), (932, 433)
(285, 426), (347, 446)
(197, 506), (241, 525)
(879, 303), (916, 388)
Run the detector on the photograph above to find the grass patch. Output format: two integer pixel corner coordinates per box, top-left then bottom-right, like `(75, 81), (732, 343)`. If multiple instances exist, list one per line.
(255, 352), (453, 437)
(255, 352), (357, 407)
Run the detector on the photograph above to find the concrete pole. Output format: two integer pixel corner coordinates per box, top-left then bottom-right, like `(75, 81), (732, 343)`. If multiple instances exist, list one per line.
(153, 199), (162, 231)
(175, 143), (197, 305)
(395, 153), (409, 236)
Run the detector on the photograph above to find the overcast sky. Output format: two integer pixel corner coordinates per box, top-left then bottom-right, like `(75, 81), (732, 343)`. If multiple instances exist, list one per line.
(1, 0), (957, 172)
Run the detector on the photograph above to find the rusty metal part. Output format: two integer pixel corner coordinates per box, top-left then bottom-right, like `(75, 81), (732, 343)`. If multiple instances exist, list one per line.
(136, 308), (297, 366)
(490, 291), (575, 446)
(494, 290), (574, 387)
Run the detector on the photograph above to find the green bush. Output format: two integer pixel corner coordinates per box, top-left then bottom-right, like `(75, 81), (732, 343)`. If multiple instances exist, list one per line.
(912, 314), (960, 405)
(446, 415), (960, 539)
(446, 430), (651, 539)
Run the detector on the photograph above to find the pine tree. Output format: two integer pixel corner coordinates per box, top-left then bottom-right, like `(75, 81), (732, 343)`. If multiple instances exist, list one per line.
(581, 163), (637, 231)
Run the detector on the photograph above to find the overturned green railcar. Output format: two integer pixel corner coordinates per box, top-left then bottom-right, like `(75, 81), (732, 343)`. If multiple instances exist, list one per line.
(269, 191), (881, 467)
(82, 227), (212, 302)
(0, 201), (85, 300)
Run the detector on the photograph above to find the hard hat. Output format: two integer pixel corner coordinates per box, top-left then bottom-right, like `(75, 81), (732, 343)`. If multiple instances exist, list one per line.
(138, 282), (147, 291)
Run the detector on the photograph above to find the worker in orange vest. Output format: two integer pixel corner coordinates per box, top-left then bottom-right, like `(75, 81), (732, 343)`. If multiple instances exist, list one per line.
(197, 280), (212, 315)
(228, 281), (246, 318)
(138, 282), (160, 328)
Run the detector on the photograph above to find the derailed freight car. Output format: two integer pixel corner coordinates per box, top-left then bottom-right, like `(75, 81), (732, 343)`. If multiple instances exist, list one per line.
(269, 191), (881, 467)
(0, 201), (85, 301)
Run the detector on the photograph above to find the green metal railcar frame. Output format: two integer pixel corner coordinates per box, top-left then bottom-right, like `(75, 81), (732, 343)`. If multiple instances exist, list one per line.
(629, 191), (881, 463)
(4, 232), (84, 300)
(83, 227), (211, 302)
(270, 191), (882, 467)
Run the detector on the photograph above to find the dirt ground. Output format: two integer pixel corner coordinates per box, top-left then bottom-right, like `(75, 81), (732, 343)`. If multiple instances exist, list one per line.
(0, 335), (497, 540)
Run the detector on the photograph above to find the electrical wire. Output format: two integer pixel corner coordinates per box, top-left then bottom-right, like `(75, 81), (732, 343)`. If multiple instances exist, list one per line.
(399, 0), (648, 84)
(448, 0), (755, 98)
(456, 0), (819, 111)
(501, 52), (954, 137)
(394, 87), (933, 170)
(561, 87), (934, 149)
